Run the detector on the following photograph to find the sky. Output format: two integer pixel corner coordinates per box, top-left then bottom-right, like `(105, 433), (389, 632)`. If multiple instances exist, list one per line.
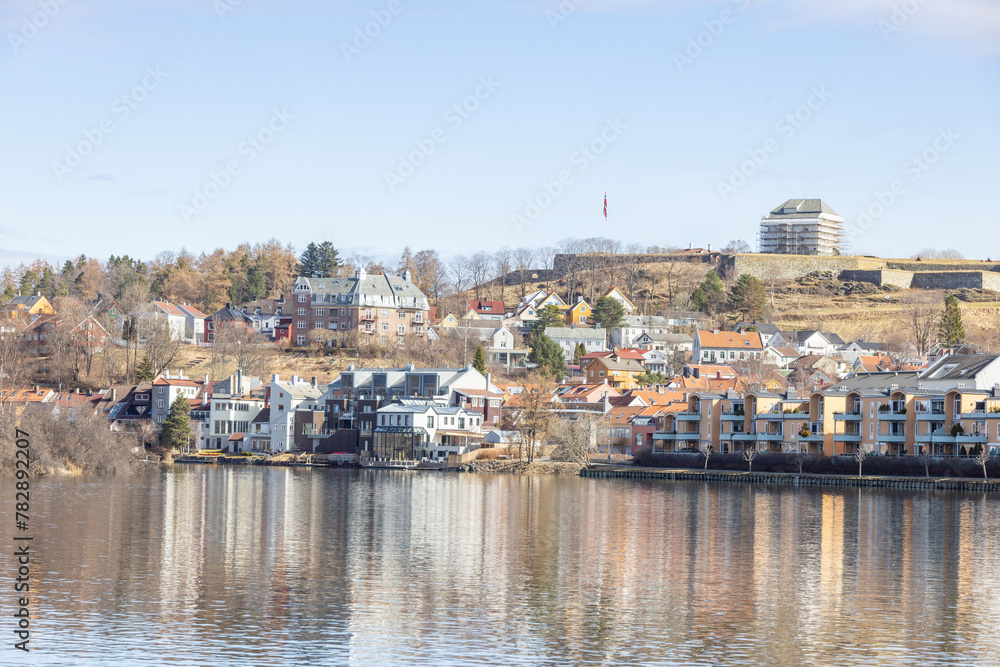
(0, 0), (998, 268)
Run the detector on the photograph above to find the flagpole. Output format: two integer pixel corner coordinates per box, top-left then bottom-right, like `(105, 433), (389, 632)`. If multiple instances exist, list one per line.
(603, 191), (607, 253)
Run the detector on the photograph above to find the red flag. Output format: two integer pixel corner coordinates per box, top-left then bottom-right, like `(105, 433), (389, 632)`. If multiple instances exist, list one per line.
(603, 192), (607, 219)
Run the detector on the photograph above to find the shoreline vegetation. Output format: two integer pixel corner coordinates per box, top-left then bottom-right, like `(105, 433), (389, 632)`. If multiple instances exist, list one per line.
(0, 409), (153, 476)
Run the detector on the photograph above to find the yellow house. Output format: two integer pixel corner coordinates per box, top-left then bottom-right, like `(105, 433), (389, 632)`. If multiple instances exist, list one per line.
(437, 313), (461, 329)
(584, 356), (644, 391)
(564, 299), (591, 326)
(2, 295), (55, 323)
(536, 291), (566, 308)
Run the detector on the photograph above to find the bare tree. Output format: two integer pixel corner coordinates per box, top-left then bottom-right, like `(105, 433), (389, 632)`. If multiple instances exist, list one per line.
(449, 255), (471, 295)
(919, 449), (932, 478)
(508, 373), (555, 464)
(899, 295), (939, 357)
(853, 443), (866, 477)
(975, 444), (990, 480)
(701, 444), (713, 471)
(468, 252), (493, 300)
(512, 247), (535, 299)
(549, 413), (597, 467)
(138, 317), (182, 378)
(214, 325), (275, 377)
(493, 247), (513, 305)
(743, 446), (758, 472)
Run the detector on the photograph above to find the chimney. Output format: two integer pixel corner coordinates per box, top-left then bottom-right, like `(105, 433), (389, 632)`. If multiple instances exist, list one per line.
(237, 369), (243, 394)
(708, 243), (712, 253)
(311, 376), (317, 387)
(110, 388), (117, 402)
(33, 384), (39, 393)
(292, 375), (299, 385)
(226, 302), (232, 309)
(688, 243), (693, 250)
(713, 329), (719, 335)
(716, 371), (722, 379)
(204, 373), (209, 386)
(272, 373), (279, 383)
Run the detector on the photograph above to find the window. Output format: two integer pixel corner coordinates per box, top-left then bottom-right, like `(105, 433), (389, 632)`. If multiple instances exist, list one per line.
(381, 310), (389, 318)
(296, 335), (305, 345)
(157, 387), (165, 394)
(869, 423), (874, 440)
(343, 322), (350, 330)
(329, 322), (337, 329)
(298, 295), (306, 302)
(398, 325), (405, 335)
(399, 311), (405, 318)
(157, 399), (164, 408)
(341, 308), (346, 316)
(427, 416), (435, 428)
(870, 402), (874, 419)
(381, 323), (389, 331)
(297, 321), (306, 329)
(315, 308), (324, 316)
(298, 308), (306, 316)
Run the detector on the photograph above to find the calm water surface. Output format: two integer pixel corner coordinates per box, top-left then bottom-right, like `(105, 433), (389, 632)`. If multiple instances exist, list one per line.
(3, 467), (1000, 665)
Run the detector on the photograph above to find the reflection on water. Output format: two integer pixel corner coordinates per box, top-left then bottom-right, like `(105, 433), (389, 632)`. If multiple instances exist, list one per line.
(4, 468), (1000, 665)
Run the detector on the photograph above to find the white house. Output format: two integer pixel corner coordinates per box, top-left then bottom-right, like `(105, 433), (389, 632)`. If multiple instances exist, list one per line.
(176, 303), (207, 343)
(545, 327), (607, 358)
(373, 398), (483, 460)
(269, 375), (325, 452)
(693, 329), (764, 363)
(611, 315), (674, 348)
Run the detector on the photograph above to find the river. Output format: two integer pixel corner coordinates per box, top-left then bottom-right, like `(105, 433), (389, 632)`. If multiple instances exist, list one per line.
(3, 467), (1000, 665)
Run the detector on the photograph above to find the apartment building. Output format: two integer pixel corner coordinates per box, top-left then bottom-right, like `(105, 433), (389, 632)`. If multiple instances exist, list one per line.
(291, 268), (430, 346)
(652, 355), (1000, 459)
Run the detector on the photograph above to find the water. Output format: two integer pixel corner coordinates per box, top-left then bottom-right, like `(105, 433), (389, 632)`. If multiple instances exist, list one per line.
(3, 467), (1000, 665)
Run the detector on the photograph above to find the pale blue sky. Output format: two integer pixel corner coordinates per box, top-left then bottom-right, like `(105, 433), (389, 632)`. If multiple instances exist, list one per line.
(1, 0), (998, 267)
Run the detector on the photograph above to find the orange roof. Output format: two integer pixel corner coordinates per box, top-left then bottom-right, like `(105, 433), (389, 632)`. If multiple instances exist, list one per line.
(626, 389), (685, 405)
(696, 330), (763, 349)
(675, 376), (747, 393)
(612, 348), (646, 360)
(0, 388), (53, 403)
(154, 301), (186, 317)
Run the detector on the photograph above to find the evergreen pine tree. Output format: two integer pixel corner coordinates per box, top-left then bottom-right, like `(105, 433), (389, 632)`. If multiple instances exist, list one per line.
(528, 332), (566, 379)
(938, 294), (966, 346)
(160, 396), (193, 451)
(473, 344), (488, 375)
(136, 356), (154, 381)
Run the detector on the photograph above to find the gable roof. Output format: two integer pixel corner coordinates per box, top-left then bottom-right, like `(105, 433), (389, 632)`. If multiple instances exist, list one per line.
(468, 300), (505, 315)
(765, 199), (842, 219)
(696, 330), (763, 349)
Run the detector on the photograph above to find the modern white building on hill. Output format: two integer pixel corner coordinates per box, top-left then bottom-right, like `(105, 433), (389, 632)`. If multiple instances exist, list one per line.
(758, 199), (844, 256)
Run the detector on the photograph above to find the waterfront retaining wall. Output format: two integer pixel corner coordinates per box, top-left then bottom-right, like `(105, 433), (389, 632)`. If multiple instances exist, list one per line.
(580, 467), (1000, 491)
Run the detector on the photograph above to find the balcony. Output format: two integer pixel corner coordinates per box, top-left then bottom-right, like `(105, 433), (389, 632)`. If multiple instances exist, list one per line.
(676, 430), (700, 440)
(834, 411), (862, 421)
(676, 412), (701, 422)
(879, 434), (907, 443)
(360, 312), (378, 322)
(721, 411), (745, 421)
(757, 432), (783, 442)
(915, 410), (946, 421)
(653, 432), (677, 441)
(799, 422), (825, 442)
(760, 411), (785, 421)
(833, 433), (862, 443)
(879, 410), (908, 421)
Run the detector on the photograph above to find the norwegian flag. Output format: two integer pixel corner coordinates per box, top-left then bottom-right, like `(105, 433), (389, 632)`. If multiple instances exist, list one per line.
(603, 192), (607, 220)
